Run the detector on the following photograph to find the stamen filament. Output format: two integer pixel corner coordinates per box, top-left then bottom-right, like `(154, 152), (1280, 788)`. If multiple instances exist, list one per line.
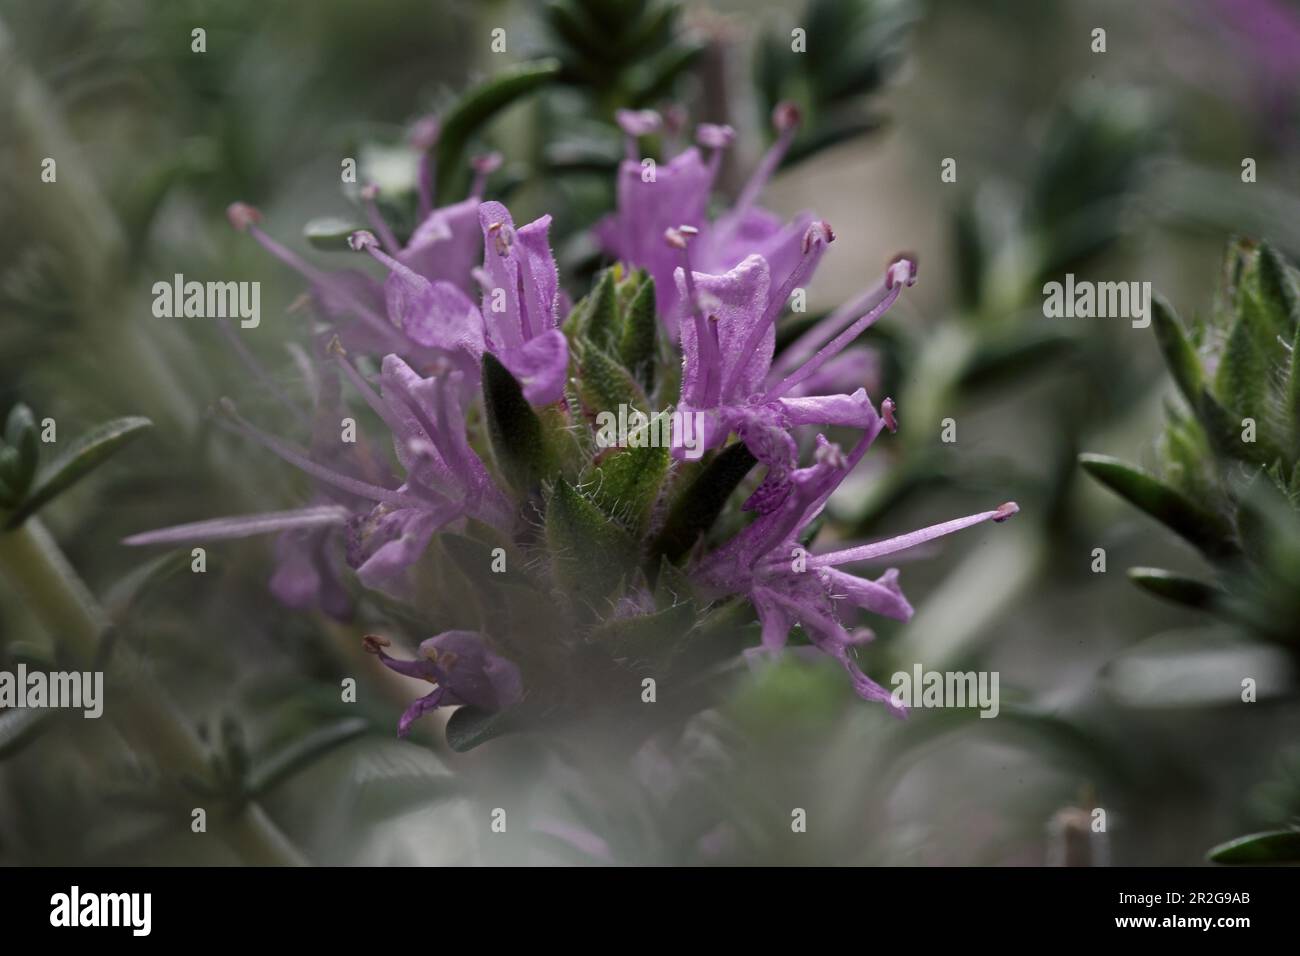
(804, 502), (1020, 569)
(219, 400), (423, 510)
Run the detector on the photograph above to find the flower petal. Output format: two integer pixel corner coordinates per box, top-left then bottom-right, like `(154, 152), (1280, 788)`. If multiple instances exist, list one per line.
(499, 328), (569, 405)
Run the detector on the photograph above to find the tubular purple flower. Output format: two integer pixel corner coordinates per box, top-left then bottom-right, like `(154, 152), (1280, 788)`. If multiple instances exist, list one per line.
(363, 631), (523, 737)
(595, 102), (815, 333)
(475, 201), (569, 405)
(226, 202), (406, 351)
(670, 238), (912, 511)
(696, 429), (1019, 714)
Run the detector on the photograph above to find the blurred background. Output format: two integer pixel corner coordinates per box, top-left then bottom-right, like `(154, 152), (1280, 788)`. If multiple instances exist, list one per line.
(2, 0), (1299, 865)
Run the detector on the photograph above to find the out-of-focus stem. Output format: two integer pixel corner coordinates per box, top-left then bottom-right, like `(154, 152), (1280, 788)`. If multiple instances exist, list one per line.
(0, 518), (306, 865)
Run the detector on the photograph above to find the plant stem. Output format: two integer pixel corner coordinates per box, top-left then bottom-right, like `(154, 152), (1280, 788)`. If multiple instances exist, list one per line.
(0, 517), (306, 865)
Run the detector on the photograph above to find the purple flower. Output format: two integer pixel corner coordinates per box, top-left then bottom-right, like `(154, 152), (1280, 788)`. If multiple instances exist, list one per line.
(697, 429), (1019, 714)
(668, 220), (916, 512)
(125, 349), (512, 599)
(596, 103), (812, 336)
(347, 199), (569, 405)
(363, 631), (523, 737)
(224, 138), (496, 357)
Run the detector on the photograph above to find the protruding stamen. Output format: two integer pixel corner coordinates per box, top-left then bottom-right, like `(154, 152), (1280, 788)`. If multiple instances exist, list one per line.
(617, 108), (661, 162)
(347, 229), (378, 252)
(487, 220), (514, 257)
(662, 104), (687, 152)
(226, 202), (262, 232)
(766, 256), (914, 401)
(806, 503), (1020, 569)
(886, 253), (918, 290)
(217, 398), (422, 510)
(362, 634), (391, 654)
(772, 101), (802, 134)
(728, 101), (802, 225)
(230, 210), (401, 346)
(669, 226), (723, 405)
(882, 397), (898, 433)
(696, 122), (735, 181)
(696, 123), (736, 151)
(409, 115), (441, 219)
(359, 184), (401, 255)
(803, 220), (834, 253)
(723, 220), (834, 399)
(814, 440), (847, 469)
(469, 152), (502, 198)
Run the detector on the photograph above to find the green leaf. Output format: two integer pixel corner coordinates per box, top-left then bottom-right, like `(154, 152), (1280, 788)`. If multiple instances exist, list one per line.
(481, 353), (552, 497)
(1255, 241), (1300, 340)
(1215, 296), (1274, 423)
(244, 717), (370, 798)
(1127, 567), (1219, 610)
(650, 442), (757, 564)
(434, 60), (561, 199)
(587, 602), (696, 674)
(2, 404), (38, 501)
(345, 744), (466, 822)
(5, 417), (153, 529)
(304, 216), (364, 250)
(577, 268), (619, 350)
(0, 706), (57, 760)
(546, 479), (639, 608)
(1078, 453), (1238, 560)
(1150, 297), (1204, 410)
(445, 704), (518, 753)
(652, 553), (698, 610)
(592, 436), (670, 536)
(1290, 320), (1300, 454)
(574, 342), (645, 416)
(618, 271), (658, 392)
(1207, 829), (1300, 864)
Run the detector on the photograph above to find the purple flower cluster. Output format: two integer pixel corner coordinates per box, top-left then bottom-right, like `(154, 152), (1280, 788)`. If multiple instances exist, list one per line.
(127, 107), (1017, 736)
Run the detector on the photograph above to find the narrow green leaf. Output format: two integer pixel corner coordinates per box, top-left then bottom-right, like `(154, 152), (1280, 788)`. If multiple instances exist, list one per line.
(304, 216), (364, 250)
(580, 269), (619, 350)
(482, 353), (551, 497)
(592, 437), (669, 536)
(3, 404), (38, 500)
(574, 342), (645, 416)
(6, 417), (153, 529)
(1078, 453), (1238, 559)
(652, 553), (698, 610)
(434, 60), (561, 199)
(1255, 241), (1300, 339)
(1150, 296), (1204, 410)
(445, 704), (517, 753)
(1127, 567), (1219, 610)
(1208, 829), (1300, 864)
(244, 717), (370, 798)
(0, 706), (57, 760)
(618, 272), (658, 392)
(546, 479), (639, 608)
(588, 602), (696, 674)
(650, 443), (757, 564)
